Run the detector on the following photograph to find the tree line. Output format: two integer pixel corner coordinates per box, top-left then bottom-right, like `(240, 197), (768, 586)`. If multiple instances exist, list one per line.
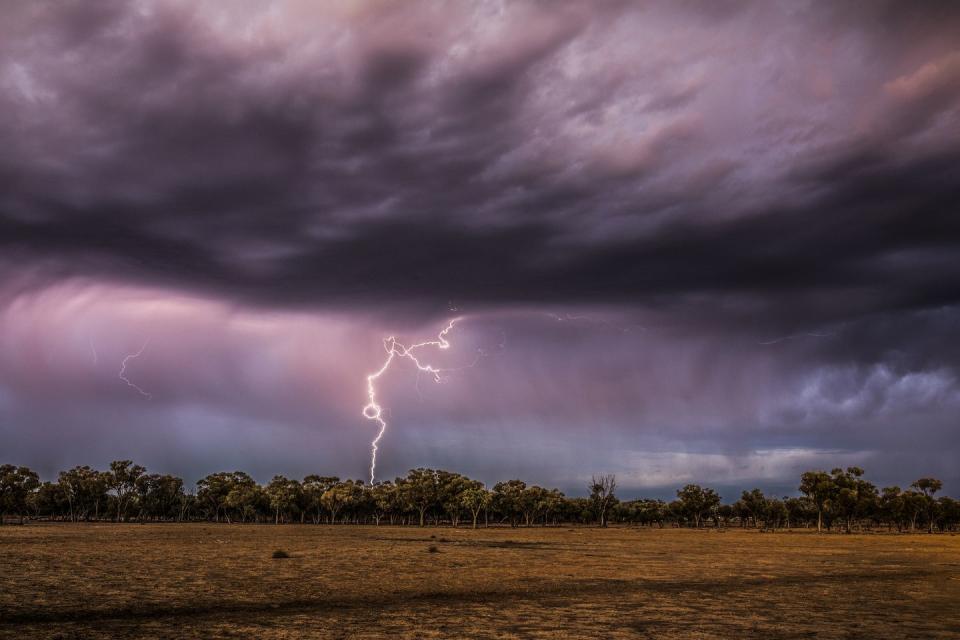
(1, 462), (957, 532)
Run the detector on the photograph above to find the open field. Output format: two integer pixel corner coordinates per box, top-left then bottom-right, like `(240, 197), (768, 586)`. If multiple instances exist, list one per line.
(1, 525), (959, 639)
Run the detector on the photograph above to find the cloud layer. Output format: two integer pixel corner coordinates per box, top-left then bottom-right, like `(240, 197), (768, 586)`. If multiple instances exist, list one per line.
(1, 1), (958, 495)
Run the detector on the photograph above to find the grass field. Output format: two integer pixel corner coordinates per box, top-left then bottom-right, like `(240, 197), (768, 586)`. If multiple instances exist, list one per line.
(1, 524), (959, 639)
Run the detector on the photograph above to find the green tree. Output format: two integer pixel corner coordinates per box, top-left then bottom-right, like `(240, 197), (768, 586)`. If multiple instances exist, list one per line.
(766, 498), (788, 529)
(321, 481), (361, 524)
(135, 474), (185, 521)
(399, 469), (440, 527)
(902, 490), (927, 532)
(460, 486), (492, 529)
(224, 479), (265, 523)
(197, 471), (256, 523)
(106, 460), (146, 522)
(676, 484), (719, 528)
(492, 479), (527, 527)
(31, 481), (68, 519)
(830, 467), (877, 533)
(58, 466), (109, 521)
(303, 476), (340, 523)
(266, 476), (303, 524)
(740, 489), (768, 528)
(541, 489), (567, 526)
(0, 465), (40, 524)
(370, 481), (398, 525)
(880, 486), (905, 531)
(799, 471), (835, 533)
(936, 496), (960, 532)
(911, 478), (943, 533)
(437, 471), (473, 527)
(784, 497), (812, 529)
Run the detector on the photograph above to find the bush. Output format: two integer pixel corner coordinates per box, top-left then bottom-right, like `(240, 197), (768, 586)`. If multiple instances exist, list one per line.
(272, 549), (290, 559)
(428, 545), (439, 553)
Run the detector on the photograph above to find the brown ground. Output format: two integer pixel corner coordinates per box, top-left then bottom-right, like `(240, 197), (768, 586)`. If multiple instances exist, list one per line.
(1, 524), (958, 639)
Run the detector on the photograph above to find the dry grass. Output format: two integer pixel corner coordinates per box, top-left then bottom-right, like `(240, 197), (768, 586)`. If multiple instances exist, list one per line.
(1, 524), (959, 639)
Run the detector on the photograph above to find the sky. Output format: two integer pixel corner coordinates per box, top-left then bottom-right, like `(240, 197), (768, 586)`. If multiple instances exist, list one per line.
(1, 0), (959, 499)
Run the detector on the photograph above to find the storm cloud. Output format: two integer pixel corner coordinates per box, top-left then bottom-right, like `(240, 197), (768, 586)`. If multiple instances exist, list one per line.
(1, 1), (958, 496)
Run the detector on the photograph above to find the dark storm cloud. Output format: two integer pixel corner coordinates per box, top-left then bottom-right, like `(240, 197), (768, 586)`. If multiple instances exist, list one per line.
(1, 0), (958, 328)
(2, 1), (960, 493)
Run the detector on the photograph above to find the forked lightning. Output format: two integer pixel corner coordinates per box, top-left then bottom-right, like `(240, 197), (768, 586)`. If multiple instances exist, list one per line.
(362, 318), (459, 484)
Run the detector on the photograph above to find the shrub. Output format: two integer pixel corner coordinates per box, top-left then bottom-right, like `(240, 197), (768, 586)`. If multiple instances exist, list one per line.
(428, 545), (439, 553)
(272, 549), (290, 559)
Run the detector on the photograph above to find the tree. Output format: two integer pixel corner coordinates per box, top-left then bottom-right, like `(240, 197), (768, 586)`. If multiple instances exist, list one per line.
(830, 467), (877, 533)
(766, 498), (788, 529)
(902, 490), (927, 532)
(460, 486), (492, 529)
(224, 480), (266, 523)
(58, 466), (108, 521)
(784, 497), (813, 529)
(517, 485), (549, 526)
(589, 474), (617, 527)
(135, 474), (185, 521)
(936, 497), (960, 532)
(0, 465), (40, 524)
(321, 481), (360, 524)
(106, 460), (146, 522)
(303, 476), (340, 523)
(399, 469), (440, 527)
(32, 481), (68, 519)
(880, 486), (905, 531)
(437, 471), (473, 527)
(676, 484), (719, 528)
(541, 489), (567, 526)
(799, 471), (835, 533)
(912, 478), (943, 533)
(623, 499), (667, 528)
(2, 459), (955, 531)
(197, 471), (256, 523)
(266, 476), (302, 524)
(370, 481), (398, 525)
(740, 489), (768, 529)
(492, 479), (527, 527)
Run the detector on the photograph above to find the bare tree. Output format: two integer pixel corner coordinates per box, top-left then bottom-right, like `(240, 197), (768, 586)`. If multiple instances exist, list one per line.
(589, 474), (617, 527)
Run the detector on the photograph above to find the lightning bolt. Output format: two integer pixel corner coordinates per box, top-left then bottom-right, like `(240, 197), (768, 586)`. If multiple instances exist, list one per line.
(363, 318), (461, 484)
(119, 341), (152, 399)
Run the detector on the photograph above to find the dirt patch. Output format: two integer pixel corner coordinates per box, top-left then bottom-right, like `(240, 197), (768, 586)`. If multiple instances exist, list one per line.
(1, 525), (958, 638)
